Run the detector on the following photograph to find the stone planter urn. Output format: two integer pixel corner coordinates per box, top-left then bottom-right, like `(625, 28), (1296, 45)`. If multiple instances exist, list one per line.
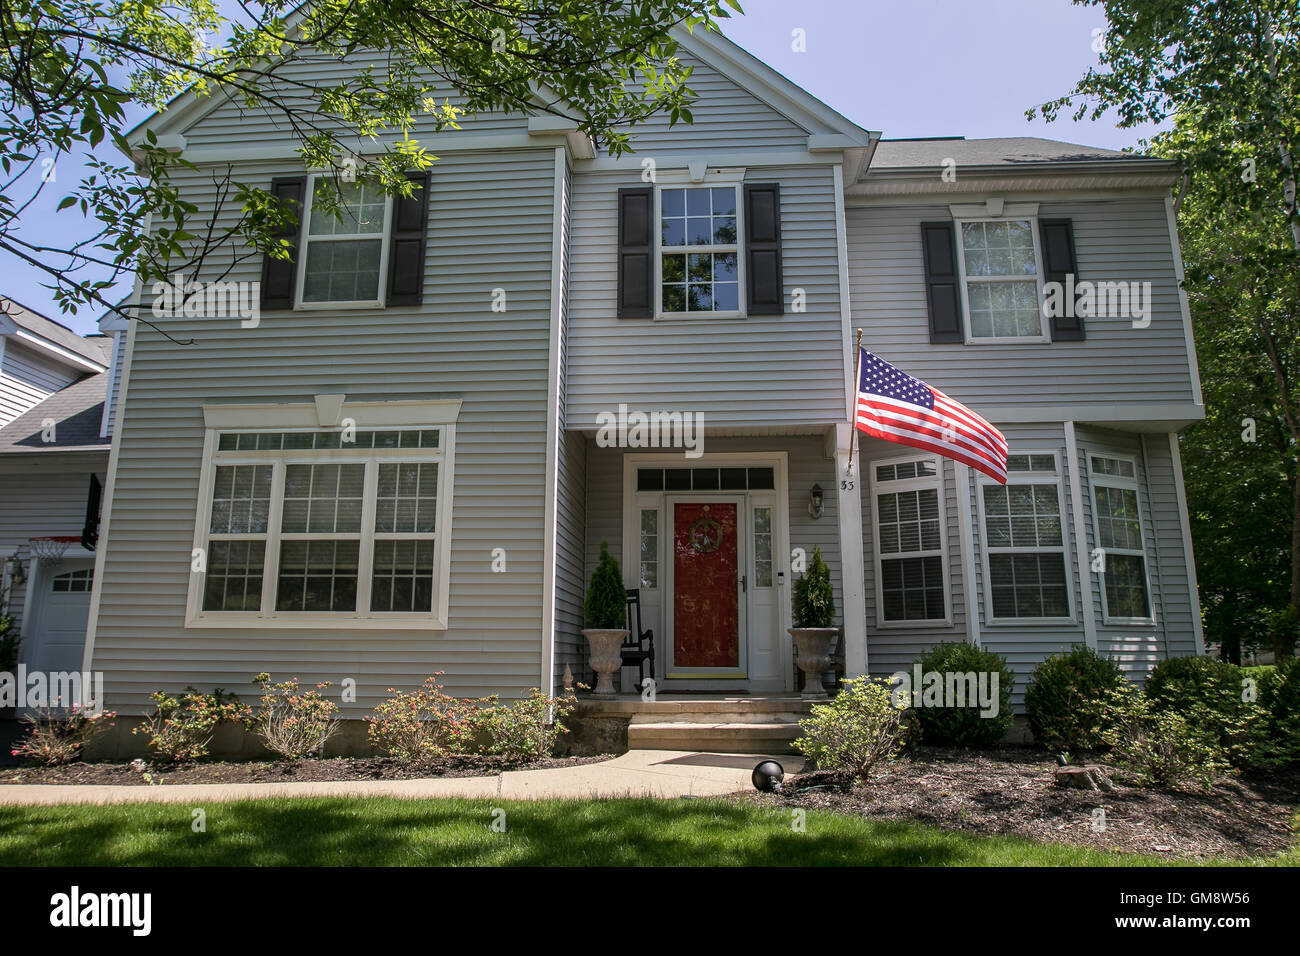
(582, 628), (628, 697)
(789, 627), (837, 699)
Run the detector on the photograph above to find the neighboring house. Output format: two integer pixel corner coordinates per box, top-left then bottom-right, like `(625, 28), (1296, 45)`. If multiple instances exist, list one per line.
(0, 299), (124, 682)
(81, 24), (1203, 720)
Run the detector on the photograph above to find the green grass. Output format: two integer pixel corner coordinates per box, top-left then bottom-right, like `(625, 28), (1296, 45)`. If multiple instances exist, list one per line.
(0, 797), (1290, 866)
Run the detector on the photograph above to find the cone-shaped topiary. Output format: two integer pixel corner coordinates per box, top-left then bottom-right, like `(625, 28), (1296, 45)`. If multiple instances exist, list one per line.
(584, 541), (627, 630)
(792, 545), (835, 628)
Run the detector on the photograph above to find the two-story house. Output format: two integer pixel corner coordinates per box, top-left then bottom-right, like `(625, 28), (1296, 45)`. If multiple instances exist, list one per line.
(78, 23), (1203, 735)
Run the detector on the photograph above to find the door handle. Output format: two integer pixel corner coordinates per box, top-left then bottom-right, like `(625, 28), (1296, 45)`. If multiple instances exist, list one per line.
(740, 574), (747, 593)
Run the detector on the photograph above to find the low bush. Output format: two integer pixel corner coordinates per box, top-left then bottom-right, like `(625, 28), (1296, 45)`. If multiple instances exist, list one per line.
(11, 705), (116, 766)
(133, 687), (253, 762)
(475, 688), (579, 763)
(792, 546), (835, 628)
(1102, 687), (1230, 790)
(907, 642), (1015, 748)
(1251, 657), (1300, 768)
(365, 673), (481, 761)
(1024, 645), (1127, 752)
(251, 673), (341, 760)
(793, 677), (907, 780)
(1144, 655), (1258, 765)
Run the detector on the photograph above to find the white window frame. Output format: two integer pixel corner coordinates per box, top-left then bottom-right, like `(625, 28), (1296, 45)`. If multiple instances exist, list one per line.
(977, 450), (1075, 625)
(1088, 453), (1157, 626)
(294, 172), (392, 311)
(870, 453), (951, 628)
(186, 399), (459, 629)
(654, 181), (746, 321)
(954, 215), (1049, 345)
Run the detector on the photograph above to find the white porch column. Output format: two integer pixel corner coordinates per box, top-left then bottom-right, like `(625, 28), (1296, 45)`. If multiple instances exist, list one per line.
(832, 422), (868, 677)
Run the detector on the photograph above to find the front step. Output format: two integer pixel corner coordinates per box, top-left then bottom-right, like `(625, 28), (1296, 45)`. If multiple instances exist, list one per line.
(627, 719), (803, 754)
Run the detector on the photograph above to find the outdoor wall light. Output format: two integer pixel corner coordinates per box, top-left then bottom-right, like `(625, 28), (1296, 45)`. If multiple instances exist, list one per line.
(808, 484), (824, 520)
(4, 553), (25, 586)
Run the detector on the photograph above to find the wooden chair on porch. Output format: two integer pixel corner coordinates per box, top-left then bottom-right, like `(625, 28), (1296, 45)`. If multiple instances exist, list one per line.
(622, 588), (656, 692)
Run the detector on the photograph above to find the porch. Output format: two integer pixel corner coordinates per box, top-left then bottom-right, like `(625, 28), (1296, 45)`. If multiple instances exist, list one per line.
(574, 693), (814, 755)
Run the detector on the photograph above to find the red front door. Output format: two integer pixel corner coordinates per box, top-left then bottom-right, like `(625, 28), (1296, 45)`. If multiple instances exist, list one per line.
(672, 501), (740, 668)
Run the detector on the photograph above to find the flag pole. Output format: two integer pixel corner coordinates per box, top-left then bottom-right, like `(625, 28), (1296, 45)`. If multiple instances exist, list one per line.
(846, 328), (862, 474)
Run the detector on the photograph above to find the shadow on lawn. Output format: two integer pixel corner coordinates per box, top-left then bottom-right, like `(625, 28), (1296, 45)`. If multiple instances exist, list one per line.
(0, 798), (984, 867)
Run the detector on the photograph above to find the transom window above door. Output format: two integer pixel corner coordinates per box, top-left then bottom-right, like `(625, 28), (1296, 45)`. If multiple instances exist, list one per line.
(298, 176), (391, 306)
(957, 218), (1046, 341)
(658, 186), (741, 316)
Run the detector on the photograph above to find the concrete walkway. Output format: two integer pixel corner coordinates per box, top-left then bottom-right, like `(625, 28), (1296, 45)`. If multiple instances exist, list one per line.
(0, 750), (803, 806)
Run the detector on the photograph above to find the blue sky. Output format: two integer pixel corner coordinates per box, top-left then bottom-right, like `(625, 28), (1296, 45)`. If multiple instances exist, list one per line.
(10, 0), (1160, 336)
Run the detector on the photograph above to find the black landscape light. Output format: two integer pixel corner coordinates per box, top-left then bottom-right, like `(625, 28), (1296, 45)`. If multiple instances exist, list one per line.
(752, 759), (785, 792)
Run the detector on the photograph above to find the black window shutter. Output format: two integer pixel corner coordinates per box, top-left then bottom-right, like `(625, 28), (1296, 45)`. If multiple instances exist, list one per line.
(81, 474), (102, 551)
(744, 182), (783, 315)
(617, 186), (653, 318)
(387, 171), (431, 306)
(920, 222), (964, 343)
(260, 176), (306, 310)
(1039, 218), (1085, 341)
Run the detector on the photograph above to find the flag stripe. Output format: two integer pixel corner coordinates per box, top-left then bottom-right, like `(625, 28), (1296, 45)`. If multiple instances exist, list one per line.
(857, 396), (1006, 472)
(856, 404), (1007, 478)
(855, 420), (1008, 483)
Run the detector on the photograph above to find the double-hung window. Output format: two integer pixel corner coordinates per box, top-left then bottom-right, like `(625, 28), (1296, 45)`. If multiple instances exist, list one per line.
(657, 185), (742, 316)
(297, 175), (391, 307)
(1089, 455), (1153, 623)
(872, 457), (948, 623)
(189, 410), (455, 628)
(955, 218), (1046, 341)
(979, 453), (1071, 622)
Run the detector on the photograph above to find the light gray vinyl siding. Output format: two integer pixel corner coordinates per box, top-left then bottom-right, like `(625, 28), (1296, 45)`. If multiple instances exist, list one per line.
(857, 435), (967, 678)
(565, 164), (846, 429)
(181, 58), (528, 148)
(0, 464), (104, 633)
(608, 50), (808, 155)
(846, 197), (1198, 409)
(0, 341), (79, 428)
(90, 149), (558, 713)
(102, 330), (126, 437)
(1075, 426), (1197, 682)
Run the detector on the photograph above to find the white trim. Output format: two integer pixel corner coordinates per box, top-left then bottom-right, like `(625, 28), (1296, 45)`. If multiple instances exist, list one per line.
(868, 452), (952, 629)
(651, 167), (746, 185)
(82, 272), (143, 674)
(184, 408), (459, 630)
(1063, 422), (1098, 648)
(653, 182), (746, 320)
(834, 423), (868, 676)
(1164, 195), (1205, 407)
(6, 328), (108, 374)
(1167, 431), (1205, 655)
(833, 164), (855, 421)
(539, 146), (566, 698)
(98, 330), (120, 439)
(968, 403), (1205, 427)
(976, 450), (1076, 627)
(948, 201), (1040, 220)
(1088, 451), (1158, 627)
(292, 173), (393, 310)
(954, 215), (1049, 344)
(954, 462), (982, 646)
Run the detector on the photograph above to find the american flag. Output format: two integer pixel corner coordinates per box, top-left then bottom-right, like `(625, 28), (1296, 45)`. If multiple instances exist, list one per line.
(854, 349), (1008, 484)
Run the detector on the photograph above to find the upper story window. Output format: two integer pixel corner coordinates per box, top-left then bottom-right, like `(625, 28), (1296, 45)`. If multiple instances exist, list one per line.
(1089, 454), (1154, 623)
(188, 403), (459, 629)
(978, 453), (1071, 623)
(658, 186), (742, 316)
(872, 456), (947, 624)
(297, 176), (392, 307)
(955, 218), (1047, 342)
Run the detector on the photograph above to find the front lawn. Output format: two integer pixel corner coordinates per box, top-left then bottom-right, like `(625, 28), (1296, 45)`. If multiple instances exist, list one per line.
(0, 796), (1292, 866)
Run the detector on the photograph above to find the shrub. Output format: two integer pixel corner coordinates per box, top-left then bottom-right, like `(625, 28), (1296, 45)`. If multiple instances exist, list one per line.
(1102, 687), (1230, 790)
(793, 677), (907, 780)
(1024, 645), (1127, 752)
(1145, 655), (1257, 764)
(792, 546), (834, 628)
(365, 673), (482, 760)
(251, 673), (341, 760)
(475, 687), (579, 763)
(907, 642), (1015, 748)
(1251, 658), (1300, 768)
(0, 583), (19, 673)
(11, 705), (116, 766)
(133, 687), (252, 762)
(584, 541), (626, 630)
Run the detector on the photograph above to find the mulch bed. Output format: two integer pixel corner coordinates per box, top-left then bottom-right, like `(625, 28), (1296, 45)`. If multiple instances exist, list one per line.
(737, 747), (1299, 861)
(0, 754), (614, 787)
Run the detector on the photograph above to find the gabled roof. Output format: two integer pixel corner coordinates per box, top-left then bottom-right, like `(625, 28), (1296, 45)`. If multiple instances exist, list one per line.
(0, 370), (110, 454)
(0, 298), (111, 372)
(870, 136), (1175, 171)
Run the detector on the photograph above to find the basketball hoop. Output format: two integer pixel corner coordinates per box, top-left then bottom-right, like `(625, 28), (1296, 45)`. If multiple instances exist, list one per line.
(28, 536), (79, 564)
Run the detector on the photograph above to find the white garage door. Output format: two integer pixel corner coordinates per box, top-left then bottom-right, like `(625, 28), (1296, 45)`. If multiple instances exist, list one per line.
(24, 558), (95, 688)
